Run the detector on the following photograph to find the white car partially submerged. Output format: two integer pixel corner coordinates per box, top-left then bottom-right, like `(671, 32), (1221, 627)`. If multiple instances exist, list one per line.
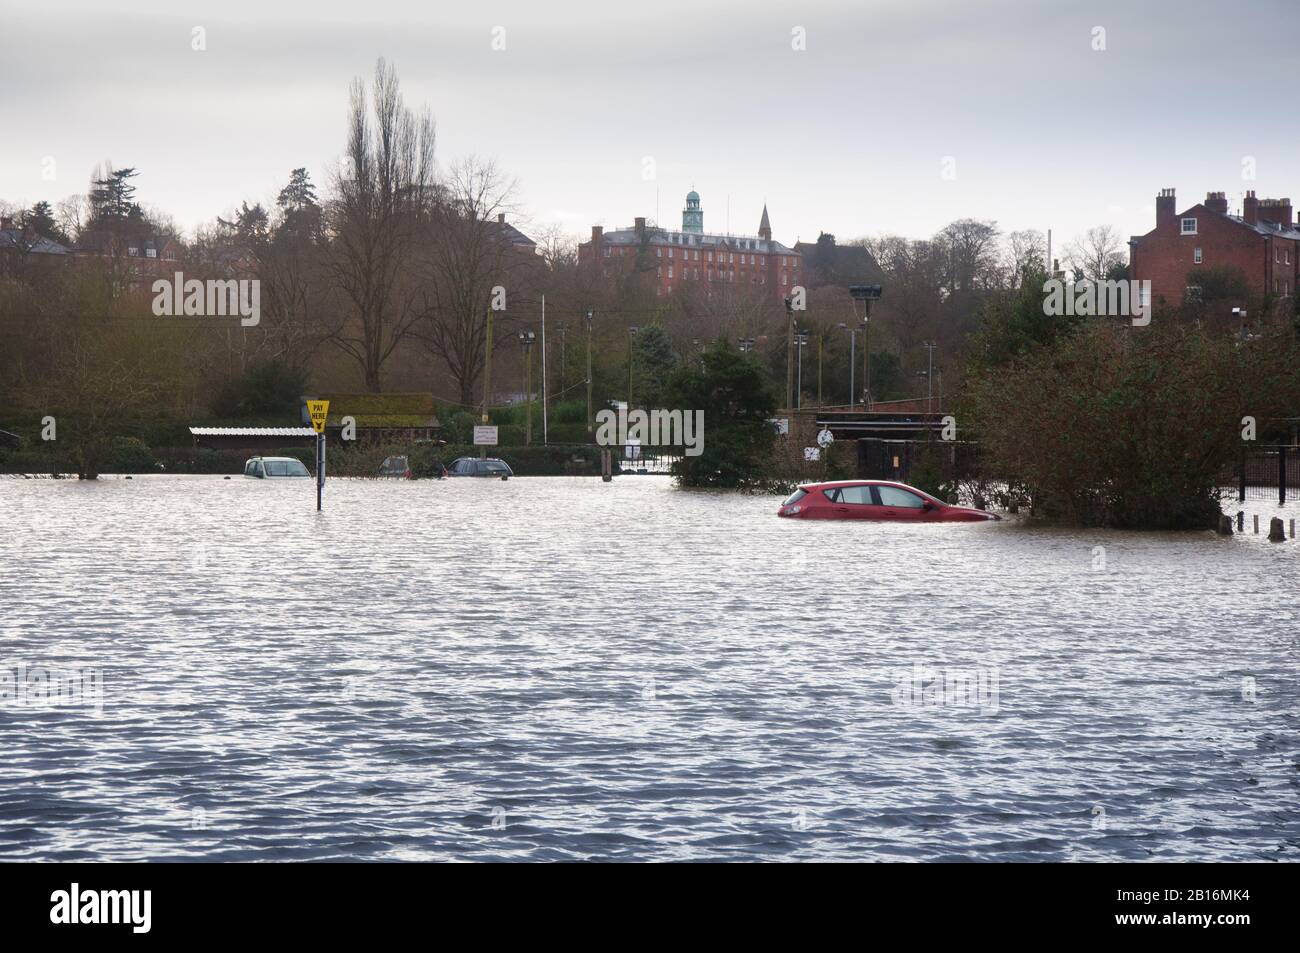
(243, 456), (311, 479)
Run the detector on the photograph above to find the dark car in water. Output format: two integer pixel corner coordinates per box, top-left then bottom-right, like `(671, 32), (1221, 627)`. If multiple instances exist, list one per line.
(447, 457), (513, 478)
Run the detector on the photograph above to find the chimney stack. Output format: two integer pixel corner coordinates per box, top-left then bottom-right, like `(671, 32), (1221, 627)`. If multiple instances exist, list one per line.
(1258, 198), (1292, 228)
(1243, 190), (1258, 225)
(634, 216), (646, 233)
(497, 213), (506, 224)
(1205, 191), (1228, 215)
(1156, 188), (1176, 228)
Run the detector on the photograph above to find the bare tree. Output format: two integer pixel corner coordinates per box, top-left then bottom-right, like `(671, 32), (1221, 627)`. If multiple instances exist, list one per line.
(1065, 224), (1126, 284)
(417, 157), (532, 408)
(1006, 229), (1047, 286)
(321, 58), (435, 392)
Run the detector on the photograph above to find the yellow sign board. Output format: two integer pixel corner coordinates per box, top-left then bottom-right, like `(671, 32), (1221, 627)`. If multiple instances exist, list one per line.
(307, 400), (330, 434)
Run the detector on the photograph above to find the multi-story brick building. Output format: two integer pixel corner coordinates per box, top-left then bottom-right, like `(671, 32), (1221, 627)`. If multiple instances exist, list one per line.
(1129, 188), (1300, 309)
(578, 191), (802, 299)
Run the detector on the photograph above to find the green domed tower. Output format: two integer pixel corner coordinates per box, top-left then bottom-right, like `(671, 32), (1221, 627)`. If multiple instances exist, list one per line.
(682, 190), (703, 233)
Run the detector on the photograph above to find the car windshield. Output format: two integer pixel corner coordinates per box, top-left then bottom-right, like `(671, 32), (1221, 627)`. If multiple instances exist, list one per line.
(877, 485), (926, 507)
(265, 459), (309, 477)
(482, 461), (509, 474)
(782, 488), (808, 506)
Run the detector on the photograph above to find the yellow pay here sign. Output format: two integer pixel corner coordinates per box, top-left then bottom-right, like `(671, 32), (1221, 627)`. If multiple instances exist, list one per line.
(307, 400), (330, 434)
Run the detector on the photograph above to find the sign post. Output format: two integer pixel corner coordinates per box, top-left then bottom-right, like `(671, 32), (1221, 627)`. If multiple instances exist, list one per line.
(307, 399), (330, 511)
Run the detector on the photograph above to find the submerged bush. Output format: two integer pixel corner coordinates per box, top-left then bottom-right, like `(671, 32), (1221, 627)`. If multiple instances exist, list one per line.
(966, 319), (1300, 528)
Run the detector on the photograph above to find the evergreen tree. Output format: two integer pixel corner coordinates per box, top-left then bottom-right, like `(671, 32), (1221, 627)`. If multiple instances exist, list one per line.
(89, 167), (140, 222)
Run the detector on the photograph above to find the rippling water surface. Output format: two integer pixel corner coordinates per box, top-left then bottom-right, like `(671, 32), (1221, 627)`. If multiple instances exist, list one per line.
(1, 475), (1297, 861)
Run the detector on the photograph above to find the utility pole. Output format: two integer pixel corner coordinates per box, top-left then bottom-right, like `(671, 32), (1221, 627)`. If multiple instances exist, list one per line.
(795, 330), (809, 409)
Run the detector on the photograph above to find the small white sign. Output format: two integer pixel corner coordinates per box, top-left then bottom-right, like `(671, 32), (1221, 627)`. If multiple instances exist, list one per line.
(769, 417), (790, 435)
(816, 428), (834, 448)
(803, 447), (820, 461)
(473, 425), (499, 446)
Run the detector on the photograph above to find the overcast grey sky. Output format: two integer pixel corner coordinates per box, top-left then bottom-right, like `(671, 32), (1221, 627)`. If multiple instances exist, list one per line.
(3, 0), (1298, 251)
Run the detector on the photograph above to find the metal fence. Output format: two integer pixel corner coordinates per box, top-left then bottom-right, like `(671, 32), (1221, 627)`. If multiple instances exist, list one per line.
(1225, 445), (1300, 503)
(856, 438), (981, 484)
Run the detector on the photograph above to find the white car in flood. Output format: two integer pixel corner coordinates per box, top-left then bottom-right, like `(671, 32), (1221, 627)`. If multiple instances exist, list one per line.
(243, 456), (311, 479)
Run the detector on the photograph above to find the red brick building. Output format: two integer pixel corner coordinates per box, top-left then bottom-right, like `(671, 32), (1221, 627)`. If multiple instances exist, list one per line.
(578, 191), (802, 299)
(1129, 188), (1300, 309)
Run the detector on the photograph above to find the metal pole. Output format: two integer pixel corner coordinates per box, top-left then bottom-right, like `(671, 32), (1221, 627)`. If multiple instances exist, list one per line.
(1280, 445), (1287, 506)
(927, 341), (934, 414)
(796, 335), (803, 409)
(541, 294), (548, 445)
(525, 339), (533, 445)
(817, 334), (823, 408)
(585, 311), (594, 437)
(316, 433), (323, 511)
(849, 330), (855, 408)
(627, 331), (634, 409)
(481, 307), (493, 459)
(785, 302), (794, 410)
(863, 301), (871, 407)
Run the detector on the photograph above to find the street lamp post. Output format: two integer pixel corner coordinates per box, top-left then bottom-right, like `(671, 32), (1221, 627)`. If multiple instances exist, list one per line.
(848, 284), (883, 409)
(584, 309), (594, 437)
(837, 322), (858, 408)
(627, 326), (640, 410)
(921, 340), (938, 414)
(518, 330), (536, 445)
(784, 296), (795, 410)
(794, 330), (810, 409)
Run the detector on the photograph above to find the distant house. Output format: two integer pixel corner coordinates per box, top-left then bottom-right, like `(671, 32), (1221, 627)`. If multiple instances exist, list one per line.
(0, 218), (70, 279)
(301, 393), (442, 444)
(1130, 188), (1300, 309)
(793, 234), (884, 289)
(74, 222), (183, 284)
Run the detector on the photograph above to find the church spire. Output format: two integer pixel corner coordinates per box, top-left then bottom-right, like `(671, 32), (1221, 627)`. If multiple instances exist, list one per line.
(758, 203), (771, 241)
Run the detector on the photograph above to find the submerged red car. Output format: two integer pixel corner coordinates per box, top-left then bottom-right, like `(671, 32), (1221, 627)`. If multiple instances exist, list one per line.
(777, 480), (1000, 522)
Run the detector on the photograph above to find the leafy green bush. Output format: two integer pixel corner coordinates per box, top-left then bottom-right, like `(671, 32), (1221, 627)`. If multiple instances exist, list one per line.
(108, 436), (157, 473)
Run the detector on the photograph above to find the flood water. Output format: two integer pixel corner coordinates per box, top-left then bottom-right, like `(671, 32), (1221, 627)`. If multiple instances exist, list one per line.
(1, 475), (1297, 861)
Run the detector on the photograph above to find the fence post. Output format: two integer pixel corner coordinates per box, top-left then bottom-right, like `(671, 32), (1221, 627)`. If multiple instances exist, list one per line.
(1239, 447), (1246, 503)
(1280, 445), (1287, 506)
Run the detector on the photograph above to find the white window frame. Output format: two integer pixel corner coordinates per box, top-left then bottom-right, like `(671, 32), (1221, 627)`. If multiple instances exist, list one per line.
(1181, 217), (1198, 235)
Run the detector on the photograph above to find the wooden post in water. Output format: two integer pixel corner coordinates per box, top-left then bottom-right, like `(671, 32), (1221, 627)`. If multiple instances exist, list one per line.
(1217, 514), (1233, 535)
(1268, 517), (1285, 542)
(1237, 511), (1244, 532)
(1239, 448), (1246, 503)
(1253, 514), (1259, 534)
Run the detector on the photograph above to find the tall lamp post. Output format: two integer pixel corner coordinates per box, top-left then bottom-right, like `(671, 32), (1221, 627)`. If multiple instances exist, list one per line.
(921, 340), (938, 414)
(848, 284), (883, 408)
(584, 309), (594, 437)
(784, 296), (795, 410)
(627, 325), (640, 410)
(518, 330), (536, 445)
(837, 322), (859, 408)
(794, 329), (810, 409)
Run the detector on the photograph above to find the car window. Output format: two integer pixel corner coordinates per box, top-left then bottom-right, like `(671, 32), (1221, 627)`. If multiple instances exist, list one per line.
(783, 489), (808, 506)
(482, 461), (509, 474)
(244, 460), (255, 476)
(253, 462), (264, 478)
(877, 486), (926, 508)
(838, 485), (874, 505)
